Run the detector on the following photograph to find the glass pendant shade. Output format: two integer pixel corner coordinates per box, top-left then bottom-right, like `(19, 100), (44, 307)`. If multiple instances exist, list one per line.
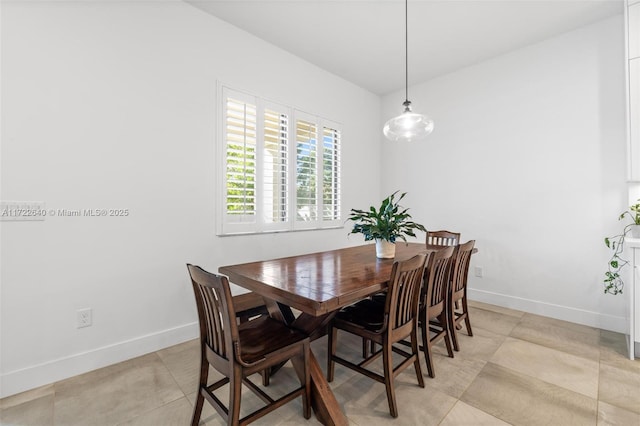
(383, 101), (434, 142)
(384, 0), (433, 142)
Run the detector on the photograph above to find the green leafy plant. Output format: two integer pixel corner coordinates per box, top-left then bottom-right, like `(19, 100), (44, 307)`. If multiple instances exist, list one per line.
(347, 191), (426, 243)
(604, 199), (640, 295)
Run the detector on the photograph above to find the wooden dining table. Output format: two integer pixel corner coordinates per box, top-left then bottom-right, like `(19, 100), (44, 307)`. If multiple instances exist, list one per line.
(219, 242), (428, 426)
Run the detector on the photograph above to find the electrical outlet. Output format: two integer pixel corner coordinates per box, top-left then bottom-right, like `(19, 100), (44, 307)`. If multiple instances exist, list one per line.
(77, 308), (92, 328)
(474, 266), (483, 278)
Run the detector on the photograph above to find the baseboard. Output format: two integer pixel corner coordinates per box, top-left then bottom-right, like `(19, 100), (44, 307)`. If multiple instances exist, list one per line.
(0, 322), (199, 399)
(468, 287), (627, 334)
(1, 290), (631, 398)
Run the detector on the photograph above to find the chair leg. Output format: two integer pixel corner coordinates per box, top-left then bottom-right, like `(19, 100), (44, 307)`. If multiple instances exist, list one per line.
(302, 346), (311, 419)
(382, 341), (398, 418)
(422, 319), (435, 378)
(191, 391), (205, 426)
(261, 369), (270, 386)
(191, 355), (209, 426)
(462, 297), (473, 337)
(361, 338), (377, 358)
(441, 312), (454, 358)
(228, 365), (242, 426)
(327, 326), (337, 382)
(411, 327), (425, 388)
(449, 305), (460, 352)
(454, 294), (463, 330)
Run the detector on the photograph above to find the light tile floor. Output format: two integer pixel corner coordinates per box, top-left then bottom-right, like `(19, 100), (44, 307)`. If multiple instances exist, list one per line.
(2, 301), (640, 425)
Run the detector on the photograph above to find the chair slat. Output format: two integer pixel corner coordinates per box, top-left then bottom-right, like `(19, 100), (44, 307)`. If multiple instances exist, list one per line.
(426, 230), (460, 250)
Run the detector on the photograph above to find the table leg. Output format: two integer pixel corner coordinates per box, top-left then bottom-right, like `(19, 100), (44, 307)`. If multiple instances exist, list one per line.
(289, 340), (348, 426)
(265, 300), (348, 425)
(310, 351), (349, 426)
(293, 312), (348, 425)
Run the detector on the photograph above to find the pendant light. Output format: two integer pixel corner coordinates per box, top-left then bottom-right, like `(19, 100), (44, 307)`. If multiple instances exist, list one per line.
(383, 0), (434, 142)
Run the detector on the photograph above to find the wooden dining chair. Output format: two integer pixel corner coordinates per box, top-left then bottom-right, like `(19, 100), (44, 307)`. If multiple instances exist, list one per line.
(326, 253), (428, 418)
(448, 240), (476, 352)
(419, 245), (456, 378)
(426, 230), (460, 250)
(187, 264), (311, 426)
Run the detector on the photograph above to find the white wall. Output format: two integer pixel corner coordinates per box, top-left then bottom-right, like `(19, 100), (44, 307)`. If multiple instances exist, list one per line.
(0, 1), (381, 397)
(381, 16), (628, 332)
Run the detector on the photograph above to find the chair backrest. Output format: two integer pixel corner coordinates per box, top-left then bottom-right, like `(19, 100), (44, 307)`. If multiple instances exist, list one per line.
(384, 253), (429, 332)
(451, 240), (476, 299)
(426, 230), (460, 250)
(187, 264), (239, 365)
(423, 245), (456, 316)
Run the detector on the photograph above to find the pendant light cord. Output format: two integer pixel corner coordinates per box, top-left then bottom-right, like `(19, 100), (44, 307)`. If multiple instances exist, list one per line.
(405, 0), (408, 103)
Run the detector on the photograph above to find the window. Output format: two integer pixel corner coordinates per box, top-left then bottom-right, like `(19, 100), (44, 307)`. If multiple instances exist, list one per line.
(219, 86), (341, 235)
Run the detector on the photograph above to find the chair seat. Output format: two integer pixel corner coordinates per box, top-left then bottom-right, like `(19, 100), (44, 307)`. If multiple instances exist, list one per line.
(335, 299), (384, 331)
(238, 315), (308, 364)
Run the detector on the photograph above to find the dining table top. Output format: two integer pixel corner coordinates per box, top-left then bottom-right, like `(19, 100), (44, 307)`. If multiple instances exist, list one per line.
(218, 242), (429, 316)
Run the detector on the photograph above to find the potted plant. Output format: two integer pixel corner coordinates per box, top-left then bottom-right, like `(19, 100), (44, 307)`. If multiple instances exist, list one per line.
(604, 199), (640, 295)
(347, 191), (426, 258)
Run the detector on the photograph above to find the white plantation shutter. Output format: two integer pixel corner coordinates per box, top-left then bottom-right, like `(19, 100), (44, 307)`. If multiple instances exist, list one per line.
(295, 116), (318, 225)
(262, 107), (289, 226)
(322, 124), (341, 223)
(218, 85), (341, 235)
(225, 94), (257, 226)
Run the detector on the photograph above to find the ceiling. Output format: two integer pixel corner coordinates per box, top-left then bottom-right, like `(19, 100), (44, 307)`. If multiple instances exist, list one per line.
(185, 0), (623, 95)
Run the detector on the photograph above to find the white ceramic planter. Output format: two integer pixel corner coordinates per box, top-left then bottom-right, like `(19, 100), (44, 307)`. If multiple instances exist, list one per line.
(375, 239), (396, 258)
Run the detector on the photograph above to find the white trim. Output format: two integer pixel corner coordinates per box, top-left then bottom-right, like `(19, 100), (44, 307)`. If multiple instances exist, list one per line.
(626, 0), (633, 181)
(468, 287), (627, 333)
(0, 323), (199, 399)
